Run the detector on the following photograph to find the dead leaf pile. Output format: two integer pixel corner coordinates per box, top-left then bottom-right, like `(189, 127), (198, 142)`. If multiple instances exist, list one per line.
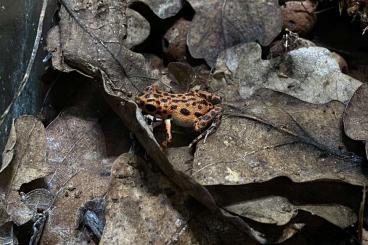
(1, 0), (368, 244)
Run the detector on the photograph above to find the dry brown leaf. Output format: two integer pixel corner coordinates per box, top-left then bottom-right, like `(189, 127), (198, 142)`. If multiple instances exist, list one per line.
(40, 110), (110, 244)
(0, 116), (52, 225)
(102, 152), (255, 244)
(48, 1), (251, 241)
(213, 42), (361, 104)
(343, 83), (368, 158)
(187, 0), (282, 67)
(47, 0), (155, 96)
(191, 89), (367, 241)
(101, 153), (189, 244)
(194, 89), (366, 185)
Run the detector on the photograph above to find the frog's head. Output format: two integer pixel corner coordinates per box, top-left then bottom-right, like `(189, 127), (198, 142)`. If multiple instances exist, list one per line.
(135, 86), (160, 115)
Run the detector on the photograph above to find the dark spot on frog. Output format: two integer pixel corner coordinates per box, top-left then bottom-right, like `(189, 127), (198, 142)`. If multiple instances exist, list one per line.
(198, 105), (203, 110)
(161, 98), (168, 103)
(163, 92), (169, 96)
(192, 102), (197, 106)
(173, 99), (180, 103)
(156, 100), (161, 105)
(170, 94), (177, 98)
(144, 94), (150, 98)
(171, 105), (177, 110)
(200, 100), (208, 106)
(180, 108), (191, 116)
(147, 99), (155, 102)
(211, 111), (216, 116)
(194, 112), (202, 117)
(153, 94), (160, 98)
(145, 104), (156, 112)
(185, 103), (190, 107)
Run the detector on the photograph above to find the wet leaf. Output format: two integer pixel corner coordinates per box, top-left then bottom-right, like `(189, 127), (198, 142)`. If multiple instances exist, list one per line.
(0, 116), (52, 225)
(187, 0), (282, 67)
(343, 83), (368, 157)
(213, 42), (361, 104)
(130, 0), (183, 19)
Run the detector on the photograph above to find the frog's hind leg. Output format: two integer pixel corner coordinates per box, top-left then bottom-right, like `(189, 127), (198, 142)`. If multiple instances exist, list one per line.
(190, 106), (223, 147)
(195, 90), (222, 105)
(193, 106), (223, 132)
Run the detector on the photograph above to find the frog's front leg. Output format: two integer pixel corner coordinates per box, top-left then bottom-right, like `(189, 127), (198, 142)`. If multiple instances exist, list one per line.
(193, 106), (223, 132)
(162, 118), (173, 147)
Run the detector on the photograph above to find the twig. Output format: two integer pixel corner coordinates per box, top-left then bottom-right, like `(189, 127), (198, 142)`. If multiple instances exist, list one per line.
(0, 0), (48, 128)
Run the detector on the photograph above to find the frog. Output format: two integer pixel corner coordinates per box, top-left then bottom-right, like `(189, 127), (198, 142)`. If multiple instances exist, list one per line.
(135, 84), (223, 147)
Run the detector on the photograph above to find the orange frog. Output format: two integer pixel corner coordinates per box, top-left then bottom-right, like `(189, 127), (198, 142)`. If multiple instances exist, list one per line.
(135, 85), (223, 147)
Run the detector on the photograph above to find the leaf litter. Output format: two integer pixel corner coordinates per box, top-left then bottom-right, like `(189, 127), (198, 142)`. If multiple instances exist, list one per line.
(1, 0), (368, 244)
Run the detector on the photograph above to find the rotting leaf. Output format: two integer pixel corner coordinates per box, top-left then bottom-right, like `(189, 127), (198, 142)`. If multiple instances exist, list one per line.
(40, 109), (111, 244)
(101, 152), (254, 244)
(213, 42), (361, 104)
(187, 0), (282, 67)
(129, 0), (183, 19)
(0, 116), (52, 226)
(194, 89), (366, 186)
(192, 89), (367, 241)
(47, 0), (155, 97)
(101, 153), (190, 244)
(343, 83), (368, 158)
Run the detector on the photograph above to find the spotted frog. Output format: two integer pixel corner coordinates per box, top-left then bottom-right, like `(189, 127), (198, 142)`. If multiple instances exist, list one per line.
(135, 85), (223, 146)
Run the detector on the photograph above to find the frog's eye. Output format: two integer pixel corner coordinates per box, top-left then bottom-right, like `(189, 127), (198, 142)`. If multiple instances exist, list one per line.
(145, 104), (156, 112)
